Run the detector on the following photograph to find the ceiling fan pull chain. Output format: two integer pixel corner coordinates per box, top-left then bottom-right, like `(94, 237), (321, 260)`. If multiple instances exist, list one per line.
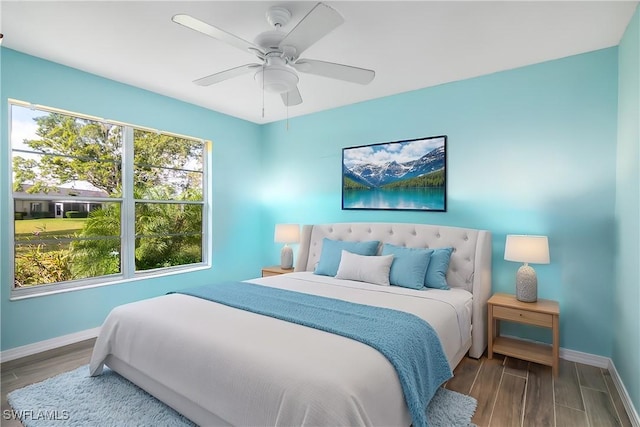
(286, 93), (290, 131)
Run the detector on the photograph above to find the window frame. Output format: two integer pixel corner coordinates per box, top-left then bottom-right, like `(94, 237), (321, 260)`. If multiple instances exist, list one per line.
(8, 99), (211, 299)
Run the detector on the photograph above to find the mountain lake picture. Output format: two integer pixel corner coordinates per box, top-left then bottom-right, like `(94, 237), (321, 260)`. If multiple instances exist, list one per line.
(342, 135), (446, 211)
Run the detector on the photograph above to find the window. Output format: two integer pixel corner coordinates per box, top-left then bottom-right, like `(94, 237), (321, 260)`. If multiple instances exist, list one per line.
(10, 101), (208, 295)
(133, 129), (205, 272)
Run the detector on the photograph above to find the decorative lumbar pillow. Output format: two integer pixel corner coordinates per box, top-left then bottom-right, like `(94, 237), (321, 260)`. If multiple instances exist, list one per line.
(381, 244), (434, 290)
(425, 247), (454, 290)
(314, 238), (380, 277)
(335, 250), (394, 286)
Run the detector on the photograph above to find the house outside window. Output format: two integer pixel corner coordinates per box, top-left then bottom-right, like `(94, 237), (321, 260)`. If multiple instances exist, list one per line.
(9, 100), (209, 296)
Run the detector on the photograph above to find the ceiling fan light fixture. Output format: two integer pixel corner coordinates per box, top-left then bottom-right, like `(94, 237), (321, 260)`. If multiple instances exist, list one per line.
(255, 64), (299, 94)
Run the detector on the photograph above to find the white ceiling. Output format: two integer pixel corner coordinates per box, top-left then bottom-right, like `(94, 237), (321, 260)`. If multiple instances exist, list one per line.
(1, 1), (637, 124)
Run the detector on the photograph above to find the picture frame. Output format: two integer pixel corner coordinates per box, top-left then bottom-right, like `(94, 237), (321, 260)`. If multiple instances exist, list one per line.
(342, 135), (447, 211)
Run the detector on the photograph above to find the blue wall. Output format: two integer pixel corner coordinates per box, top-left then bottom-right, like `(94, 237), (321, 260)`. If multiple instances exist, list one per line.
(0, 48), (264, 350)
(614, 5), (640, 412)
(261, 48), (620, 357)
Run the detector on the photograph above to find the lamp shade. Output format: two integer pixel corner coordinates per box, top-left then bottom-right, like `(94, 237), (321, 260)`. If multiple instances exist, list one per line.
(274, 224), (300, 244)
(504, 235), (550, 264)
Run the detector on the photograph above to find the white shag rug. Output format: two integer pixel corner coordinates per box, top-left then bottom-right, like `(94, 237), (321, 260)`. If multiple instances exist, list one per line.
(8, 365), (477, 426)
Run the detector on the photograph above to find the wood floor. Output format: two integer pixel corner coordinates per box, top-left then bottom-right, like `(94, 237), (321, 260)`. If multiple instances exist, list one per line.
(445, 354), (633, 427)
(1, 339), (634, 427)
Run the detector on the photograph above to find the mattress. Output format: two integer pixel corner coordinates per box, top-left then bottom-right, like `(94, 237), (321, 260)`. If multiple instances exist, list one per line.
(89, 272), (473, 426)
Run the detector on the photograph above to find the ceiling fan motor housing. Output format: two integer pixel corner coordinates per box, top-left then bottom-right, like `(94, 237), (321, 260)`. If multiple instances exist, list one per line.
(254, 30), (285, 51)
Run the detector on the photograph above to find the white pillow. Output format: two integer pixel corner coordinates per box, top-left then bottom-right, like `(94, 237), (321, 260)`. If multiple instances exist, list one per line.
(335, 250), (394, 286)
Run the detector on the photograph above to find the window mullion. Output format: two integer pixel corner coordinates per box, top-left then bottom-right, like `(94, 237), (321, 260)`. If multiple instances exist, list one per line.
(122, 126), (135, 278)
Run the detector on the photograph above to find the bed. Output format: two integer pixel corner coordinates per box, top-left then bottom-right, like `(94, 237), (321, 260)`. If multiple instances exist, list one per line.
(89, 222), (492, 426)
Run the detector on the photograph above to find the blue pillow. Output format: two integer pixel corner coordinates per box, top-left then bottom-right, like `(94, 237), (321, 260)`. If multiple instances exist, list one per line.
(381, 244), (433, 290)
(425, 247), (453, 289)
(314, 238), (380, 277)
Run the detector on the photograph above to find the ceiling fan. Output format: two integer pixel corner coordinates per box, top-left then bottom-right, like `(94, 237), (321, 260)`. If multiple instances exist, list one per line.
(172, 2), (375, 107)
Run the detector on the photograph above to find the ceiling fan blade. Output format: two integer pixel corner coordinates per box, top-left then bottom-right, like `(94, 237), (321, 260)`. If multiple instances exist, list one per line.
(194, 64), (261, 86)
(293, 59), (375, 85)
(172, 14), (264, 56)
(281, 86), (303, 106)
(279, 3), (344, 58)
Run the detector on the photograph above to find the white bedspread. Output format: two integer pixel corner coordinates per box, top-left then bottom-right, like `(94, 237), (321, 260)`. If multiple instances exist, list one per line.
(89, 273), (472, 426)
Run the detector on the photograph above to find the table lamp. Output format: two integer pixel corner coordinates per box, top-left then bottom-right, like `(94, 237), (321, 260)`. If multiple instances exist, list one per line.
(504, 235), (550, 302)
(274, 224), (300, 269)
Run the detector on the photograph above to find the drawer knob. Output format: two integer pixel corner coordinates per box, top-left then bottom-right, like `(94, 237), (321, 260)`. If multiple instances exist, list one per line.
(519, 313), (523, 316)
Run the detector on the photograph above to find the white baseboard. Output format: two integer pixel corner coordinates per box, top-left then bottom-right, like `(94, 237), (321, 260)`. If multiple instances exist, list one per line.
(0, 327), (100, 363)
(560, 347), (610, 368)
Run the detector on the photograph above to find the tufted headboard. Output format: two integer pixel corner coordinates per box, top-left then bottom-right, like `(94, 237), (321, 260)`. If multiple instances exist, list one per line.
(294, 222), (492, 359)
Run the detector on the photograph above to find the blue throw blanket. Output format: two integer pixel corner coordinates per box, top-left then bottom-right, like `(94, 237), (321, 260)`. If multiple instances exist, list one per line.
(174, 282), (452, 427)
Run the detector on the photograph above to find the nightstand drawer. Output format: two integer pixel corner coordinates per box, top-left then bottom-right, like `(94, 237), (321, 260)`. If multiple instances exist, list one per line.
(493, 305), (553, 327)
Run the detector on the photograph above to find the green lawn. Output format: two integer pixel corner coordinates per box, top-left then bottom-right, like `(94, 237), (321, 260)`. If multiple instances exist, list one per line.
(14, 218), (87, 240)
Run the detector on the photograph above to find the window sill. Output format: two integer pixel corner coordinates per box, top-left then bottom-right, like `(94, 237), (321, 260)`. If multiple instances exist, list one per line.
(9, 264), (210, 301)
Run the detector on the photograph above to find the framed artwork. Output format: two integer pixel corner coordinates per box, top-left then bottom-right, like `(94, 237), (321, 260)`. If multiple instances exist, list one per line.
(342, 135), (447, 211)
